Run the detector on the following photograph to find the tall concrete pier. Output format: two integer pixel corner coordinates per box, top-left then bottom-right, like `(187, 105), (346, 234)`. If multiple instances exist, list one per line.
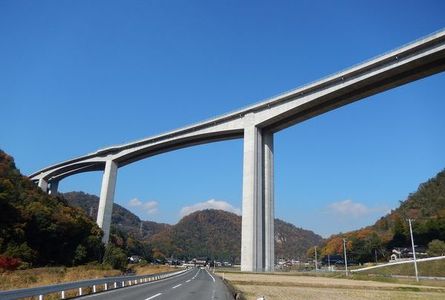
(29, 30), (445, 272)
(241, 114), (275, 271)
(96, 159), (118, 244)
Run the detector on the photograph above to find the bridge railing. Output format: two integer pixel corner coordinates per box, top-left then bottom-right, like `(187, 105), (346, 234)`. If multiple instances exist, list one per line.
(0, 268), (189, 300)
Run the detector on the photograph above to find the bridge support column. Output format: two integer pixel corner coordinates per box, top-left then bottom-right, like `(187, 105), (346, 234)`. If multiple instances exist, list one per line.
(241, 121), (274, 272)
(263, 132), (275, 272)
(97, 159), (118, 244)
(49, 180), (59, 195)
(38, 178), (48, 193)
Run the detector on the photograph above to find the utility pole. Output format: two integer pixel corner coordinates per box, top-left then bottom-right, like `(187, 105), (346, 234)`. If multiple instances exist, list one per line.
(343, 238), (348, 276)
(408, 219), (419, 282)
(328, 254), (331, 271)
(314, 246), (318, 271)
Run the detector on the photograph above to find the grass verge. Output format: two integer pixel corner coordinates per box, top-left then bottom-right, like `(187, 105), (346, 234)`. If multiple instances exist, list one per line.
(354, 258), (445, 277)
(0, 263), (174, 291)
(219, 272), (445, 300)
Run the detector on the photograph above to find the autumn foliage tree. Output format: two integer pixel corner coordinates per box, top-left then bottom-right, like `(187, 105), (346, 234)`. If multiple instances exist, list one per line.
(0, 255), (21, 271)
(0, 150), (103, 267)
(318, 168), (445, 263)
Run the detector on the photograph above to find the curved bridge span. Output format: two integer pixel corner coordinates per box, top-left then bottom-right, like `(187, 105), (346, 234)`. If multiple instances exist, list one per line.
(30, 30), (445, 272)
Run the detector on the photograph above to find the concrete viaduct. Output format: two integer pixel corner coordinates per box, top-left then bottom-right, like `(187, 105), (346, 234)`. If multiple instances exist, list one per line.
(30, 30), (445, 272)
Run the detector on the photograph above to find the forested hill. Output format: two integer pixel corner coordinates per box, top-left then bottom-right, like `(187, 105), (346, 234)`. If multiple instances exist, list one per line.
(397, 169), (445, 219)
(149, 209), (241, 262)
(0, 150), (103, 267)
(64, 192), (323, 262)
(321, 169), (445, 263)
(63, 192), (170, 239)
(275, 219), (325, 259)
(149, 209), (324, 262)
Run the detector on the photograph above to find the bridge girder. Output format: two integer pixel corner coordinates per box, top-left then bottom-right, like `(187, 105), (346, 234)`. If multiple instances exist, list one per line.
(29, 30), (445, 272)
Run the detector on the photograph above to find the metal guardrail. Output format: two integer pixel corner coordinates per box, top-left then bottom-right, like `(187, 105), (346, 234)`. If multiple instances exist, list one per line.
(0, 268), (190, 300)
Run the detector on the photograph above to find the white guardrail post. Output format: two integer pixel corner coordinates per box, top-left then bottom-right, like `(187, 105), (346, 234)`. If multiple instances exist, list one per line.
(0, 268), (189, 300)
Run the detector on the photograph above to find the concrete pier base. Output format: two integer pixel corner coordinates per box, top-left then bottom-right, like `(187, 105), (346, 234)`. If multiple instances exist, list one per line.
(97, 159), (118, 244)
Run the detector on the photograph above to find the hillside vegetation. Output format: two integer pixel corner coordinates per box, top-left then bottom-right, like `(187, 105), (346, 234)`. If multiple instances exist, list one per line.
(66, 192), (323, 263)
(149, 210), (324, 263)
(0, 150), (103, 268)
(150, 209), (241, 262)
(0, 148), (323, 268)
(321, 169), (445, 263)
(275, 219), (324, 259)
(63, 192), (170, 239)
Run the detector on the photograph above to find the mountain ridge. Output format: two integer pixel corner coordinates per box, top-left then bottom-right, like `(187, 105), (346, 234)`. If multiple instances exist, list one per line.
(63, 192), (324, 262)
(63, 192), (171, 239)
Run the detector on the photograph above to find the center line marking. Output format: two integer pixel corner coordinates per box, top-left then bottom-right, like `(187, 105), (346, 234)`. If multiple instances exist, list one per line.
(145, 293), (162, 300)
(205, 269), (216, 282)
(172, 284), (182, 289)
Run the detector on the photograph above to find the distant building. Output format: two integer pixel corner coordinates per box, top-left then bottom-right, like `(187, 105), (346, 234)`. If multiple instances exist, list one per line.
(390, 247), (427, 261)
(191, 257), (208, 267)
(321, 255), (345, 266)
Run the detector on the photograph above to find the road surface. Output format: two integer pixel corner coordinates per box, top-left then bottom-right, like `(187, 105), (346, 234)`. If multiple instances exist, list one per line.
(79, 268), (233, 300)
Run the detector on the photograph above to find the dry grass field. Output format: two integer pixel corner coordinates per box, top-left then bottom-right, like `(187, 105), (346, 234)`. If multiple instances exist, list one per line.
(219, 272), (445, 300)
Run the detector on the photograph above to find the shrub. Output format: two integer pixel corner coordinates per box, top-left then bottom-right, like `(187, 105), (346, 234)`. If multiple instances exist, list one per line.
(72, 245), (87, 266)
(427, 239), (445, 256)
(102, 245), (127, 270)
(0, 255), (21, 271)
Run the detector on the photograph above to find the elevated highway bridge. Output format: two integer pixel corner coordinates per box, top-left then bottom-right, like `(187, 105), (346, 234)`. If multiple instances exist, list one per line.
(30, 29), (445, 272)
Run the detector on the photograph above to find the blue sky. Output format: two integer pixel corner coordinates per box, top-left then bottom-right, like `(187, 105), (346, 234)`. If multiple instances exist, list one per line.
(1, 1), (445, 237)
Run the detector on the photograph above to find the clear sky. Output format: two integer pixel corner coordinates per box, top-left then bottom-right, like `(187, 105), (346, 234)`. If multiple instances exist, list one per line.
(1, 1), (445, 237)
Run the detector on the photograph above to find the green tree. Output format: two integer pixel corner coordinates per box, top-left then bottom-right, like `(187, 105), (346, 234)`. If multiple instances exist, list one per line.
(427, 239), (445, 256)
(103, 244), (127, 270)
(126, 236), (152, 261)
(388, 215), (408, 248)
(5, 242), (36, 263)
(306, 246), (320, 260)
(72, 245), (87, 266)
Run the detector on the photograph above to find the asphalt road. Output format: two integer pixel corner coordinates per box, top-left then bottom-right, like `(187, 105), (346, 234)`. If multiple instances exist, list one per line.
(78, 268), (233, 300)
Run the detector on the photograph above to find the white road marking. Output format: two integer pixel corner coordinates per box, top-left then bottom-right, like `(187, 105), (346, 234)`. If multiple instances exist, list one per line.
(186, 279), (191, 283)
(172, 284), (182, 289)
(192, 268), (200, 279)
(205, 268), (216, 283)
(145, 293), (162, 300)
(78, 270), (192, 299)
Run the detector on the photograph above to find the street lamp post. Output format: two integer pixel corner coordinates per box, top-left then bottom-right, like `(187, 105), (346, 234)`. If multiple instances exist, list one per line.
(408, 218), (419, 282)
(314, 246), (318, 271)
(343, 238), (348, 276)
